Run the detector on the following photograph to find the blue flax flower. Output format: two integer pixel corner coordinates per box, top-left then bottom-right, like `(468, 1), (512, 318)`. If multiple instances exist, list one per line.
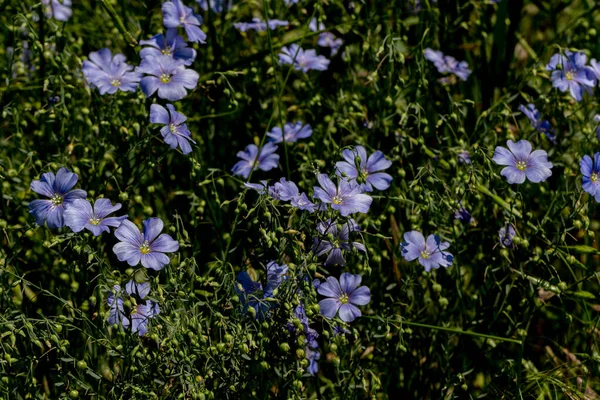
(279, 44), (330, 72)
(125, 281), (151, 299)
(162, 0), (207, 43)
(424, 48), (471, 81)
(458, 151), (471, 164)
(499, 224), (516, 248)
(29, 167), (87, 229)
(150, 104), (195, 154)
(546, 51), (596, 102)
(82, 49), (141, 95)
(519, 104), (555, 143)
(113, 218), (179, 271)
(317, 273), (371, 323)
(401, 231), (453, 272)
(42, 0), (72, 21)
(231, 143), (279, 179)
(335, 146), (393, 192)
(580, 153), (600, 202)
(309, 19), (343, 56)
(197, 0), (231, 13)
(107, 284), (159, 336)
(272, 178), (316, 212)
(453, 204), (472, 225)
(493, 139), (553, 184)
(140, 29), (197, 66)
(137, 55), (199, 101)
(234, 18), (289, 32)
(306, 347), (320, 375)
(312, 219), (366, 266)
(64, 198), (127, 236)
(235, 261), (288, 318)
(267, 122), (312, 143)
(313, 174), (372, 216)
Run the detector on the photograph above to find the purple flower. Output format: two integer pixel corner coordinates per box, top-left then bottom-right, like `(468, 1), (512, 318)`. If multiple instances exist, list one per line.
(492, 140), (553, 184)
(124, 301), (160, 336)
(162, 0), (207, 43)
(518, 104), (555, 143)
(309, 18), (343, 56)
(234, 18), (289, 32)
(306, 347), (320, 375)
(150, 104), (195, 155)
(313, 174), (372, 216)
(499, 224), (516, 248)
(458, 151), (471, 164)
(333, 325), (350, 335)
(137, 55), (199, 101)
(580, 153), (600, 202)
(267, 122), (312, 143)
(29, 167), (87, 229)
(82, 49), (141, 95)
(125, 281), (151, 299)
(197, 0), (231, 13)
(244, 180), (269, 194)
(335, 146), (393, 192)
(140, 29), (197, 66)
(312, 219), (366, 266)
(594, 115), (600, 140)
(546, 51), (596, 102)
(107, 285), (126, 327)
(106, 284), (159, 336)
(263, 261), (289, 298)
(317, 273), (371, 322)
(453, 204), (472, 225)
(113, 218), (179, 271)
(64, 198), (127, 236)
(231, 143), (280, 179)
(279, 44), (330, 72)
(272, 178), (317, 212)
(41, 0), (72, 21)
(284, 0), (299, 5)
(424, 48), (471, 81)
(400, 231), (453, 272)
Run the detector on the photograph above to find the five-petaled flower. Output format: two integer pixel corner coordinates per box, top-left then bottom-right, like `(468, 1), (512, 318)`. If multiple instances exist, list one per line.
(150, 104), (196, 155)
(82, 49), (141, 95)
(400, 231), (454, 272)
(335, 145), (393, 192)
(279, 44), (330, 72)
(492, 139), (553, 184)
(313, 174), (372, 216)
(113, 218), (179, 271)
(137, 55), (199, 101)
(140, 29), (197, 66)
(267, 122), (312, 143)
(231, 143), (280, 179)
(546, 50), (596, 102)
(162, 0), (207, 43)
(316, 273), (371, 322)
(580, 153), (600, 202)
(64, 198), (127, 236)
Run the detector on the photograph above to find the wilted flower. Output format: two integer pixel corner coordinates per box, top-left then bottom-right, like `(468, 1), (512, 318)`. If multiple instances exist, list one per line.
(150, 104), (195, 155)
(424, 48), (471, 81)
(546, 51), (596, 102)
(267, 122), (312, 143)
(313, 174), (373, 216)
(317, 273), (371, 322)
(580, 153), (600, 202)
(519, 104), (555, 143)
(137, 55), (199, 101)
(162, 0), (207, 43)
(453, 204), (472, 225)
(400, 231), (453, 272)
(492, 139), (553, 184)
(125, 301), (160, 336)
(312, 219), (366, 266)
(82, 49), (141, 95)
(335, 145), (393, 192)
(279, 44), (330, 72)
(499, 224), (516, 248)
(41, 0), (72, 21)
(234, 18), (289, 32)
(235, 262), (288, 318)
(231, 143), (279, 179)
(29, 167), (87, 229)
(140, 29), (197, 66)
(64, 198), (127, 236)
(113, 218), (179, 271)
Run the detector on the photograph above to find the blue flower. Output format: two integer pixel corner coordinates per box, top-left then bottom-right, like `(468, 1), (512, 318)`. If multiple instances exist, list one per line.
(140, 29), (197, 66)
(107, 285), (127, 327)
(333, 325), (350, 335)
(64, 198), (127, 236)
(263, 261), (289, 298)
(82, 49), (141, 95)
(137, 55), (199, 101)
(335, 146), (393, 192)
(162, 0), (207, 43)
(313, 174), (373, 216)
(231, 143), (280, 179)
(113, 218), (179, 271)
(124, 301), (160, 336)
(309, 18), (343, 56)
(306, 347), (320, 375)
(492, 139), (553, 184)
(400, 231), (453, 272)
(317, 273), (371, 322)
(546, 51), (596, 102)
(518, 104), (555, 143)
(453, 204), (472, 225)
(424, 48), (471, 81)
(197, 0), (231, 13)
(125, 280), (151, 299)
(234, 18), (289, 32)
(458, 151), (471, 164)
(235, 262), (288, 319)
(594, 115), (600, 140)
(279, 44), (330, 72)
(41, 0), (72, 21)
(499, 224), (516, 248)
(150, 104), (195, 155)
(29, 167), (87, 229)
(267, 122), (312, 143)
(312, 219), (366, 266)
(580, 153), (600, 202)
(107, 284), (159, 336)
(272, 178), (317, 212)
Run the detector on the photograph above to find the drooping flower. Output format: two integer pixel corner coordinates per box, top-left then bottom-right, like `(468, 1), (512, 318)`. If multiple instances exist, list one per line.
(453, 204), (472, 225)
(234, 18), (289, 32)
(279, 44), (330, 72)
(197, 0), (231, 13)
(235, 262), (288, 318)
(335, 146), (393, 192)
(231, 143), (279, 179)
(64, 198), (127, 236)
(309, 18), (343, 56)
(312, 219), (366, 266)
(125, 281), (151, 299)
(546, 51), (596, 102)
(137, 55), (199, 101)
(333, 325), (350, 335)
(492, 140), (553, 184)
(306, 347), (320, 375)
(162, 0), (207, 43)
(263, 261), (289, 298)
(29, 167), (87, 229)
(499, 224), (516, 248)
(149, 104), (195, 155)
(400, 231), (453, 272)
(41, 0), (72, 21)
(272, 178), (316, 212)
(458, 151), (471, 164)
(107, 285), (127, 327)
(82, 49), (141, 95)
(518, 104), (556, 143)
(267, 122), (312, 143)
(106, 284), (159, 336)
(113, 218), (179, 271)
(244, 180), (269, 194)
(313, 174), (373, 216)
(317, 273), (371, 322)
(124, 301), (160, 336)
(424, 48), (471, 81)
(140, 29), (197, 66)
(580, 153), (600, 202)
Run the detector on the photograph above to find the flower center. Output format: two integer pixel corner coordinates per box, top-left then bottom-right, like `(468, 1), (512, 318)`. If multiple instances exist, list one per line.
(160, 74), (171, 83)
(180, 16), (186, 24)
(140, 240), (152, 255)
(420, 250), (430, 259)
(51, 194), (63, 206)
(339, 294), (349, 304)
(332, 195), (343, 205)
(516, 160), (527, 171)
(161, 48), (173, 56)
(89, 217), (101, 226)
(169, 124), (178, 134)
(592, 173), (600, 183)
(565, 71), (574, 81)
(110, 79), (121, 87)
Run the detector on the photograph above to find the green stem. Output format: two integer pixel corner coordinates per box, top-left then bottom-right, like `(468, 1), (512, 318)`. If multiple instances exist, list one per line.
(399, 320), (522, 345)
(99, 0), (137, 46)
